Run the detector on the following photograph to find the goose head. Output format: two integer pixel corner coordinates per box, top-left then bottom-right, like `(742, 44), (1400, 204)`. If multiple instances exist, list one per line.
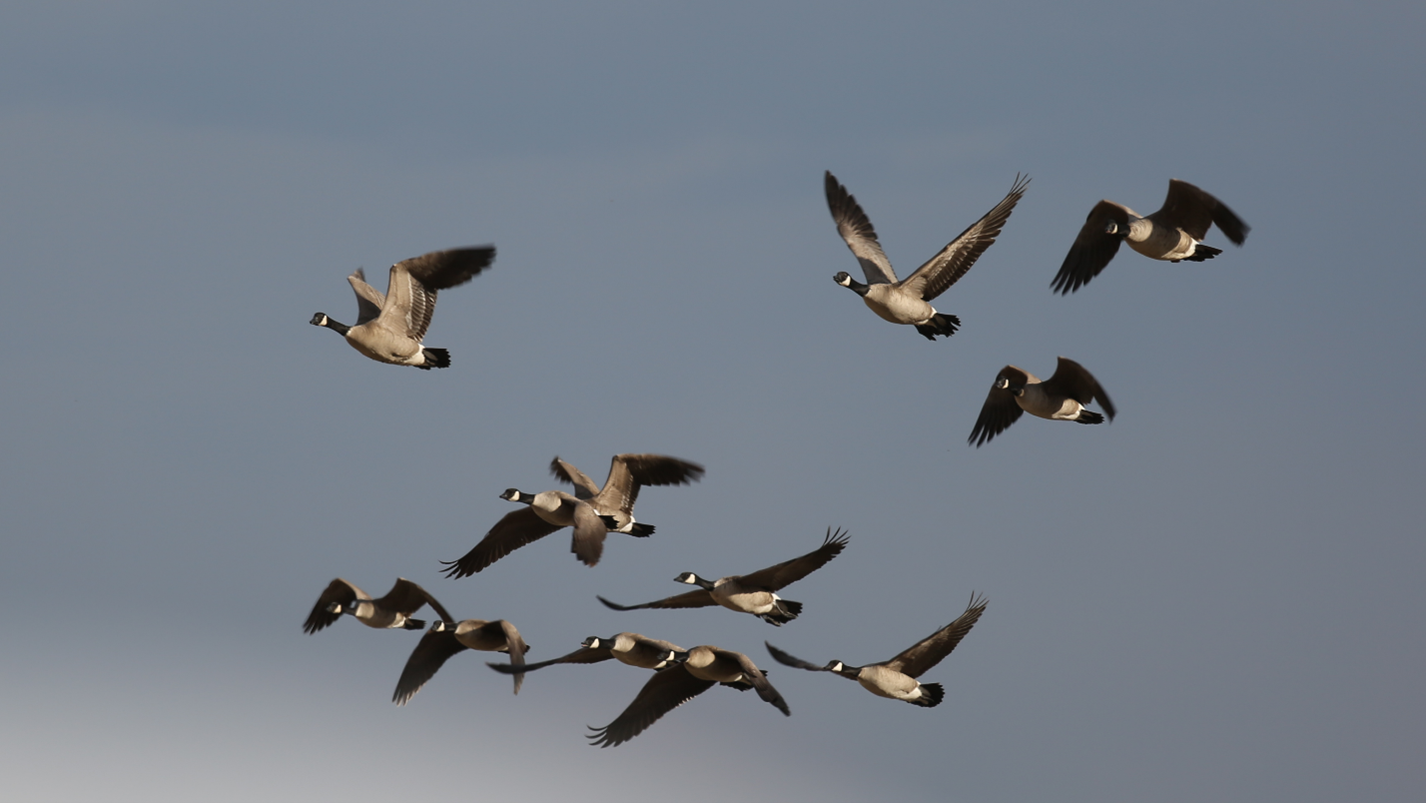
(309, 313), (351, 336)
(994, 376), (1025, 397)
(581, 635), (611, 649)
(501, 488), (533, 504)
(673, 572), (715, 590)
(833, 271), (869, 296)
(825, 660), (861, 679)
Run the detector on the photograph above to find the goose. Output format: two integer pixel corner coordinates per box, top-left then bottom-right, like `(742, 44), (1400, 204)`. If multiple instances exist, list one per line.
(587, 645), (789, 748)
(826, 170), (1029, 340)
(967, 357), (1115, 447)
(392, 618), (529, 703)
(301, 577), (453, 634)
(487, 632), (685, 679)
(1052, 179), (1249, 294)
(309, 245), (495, 368)
(765, 593), (986, 707)
(441, 454), (704, 575)
(597, 527), (850, 625)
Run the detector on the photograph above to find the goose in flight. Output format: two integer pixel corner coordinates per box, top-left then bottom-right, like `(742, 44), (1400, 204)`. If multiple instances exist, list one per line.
(392, 618), (529, 702)
(301, 577), (453, 634)
(1052, 179), (1248, 294)
(765, 593), (986, 707)
(967, 357), (1115, 447)
(597, 527), (849, 625)
(441, 454), (703, 575)
(310, 245), (495, 368)
(587, 645), (789, 748)
(826, 171), (1029, 340)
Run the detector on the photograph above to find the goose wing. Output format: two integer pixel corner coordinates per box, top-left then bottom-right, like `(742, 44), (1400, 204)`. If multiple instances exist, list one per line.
(596, 589), (717, 611)
(346, 268), (386, 324)
(1152, 179), (1249, 245)
(718, 648), (790, 715)
(378, 246), (495, 342)
(487, 645), (612, 675)
(884, 593), (987, 678)
(302, 578), (366, 634)
(440, 507), (564, 578)
(570, 501), (611, 567)
(967, 367), (1029, 447)
(379, 578), (454, 623)
(593, 454), (705, 516)
(392, 627), (467, 705)
(549, 456), (601, 500)
(734, 527), (850, 591)
(1052, 199), (1133, 294)
(1043, 356), (1116, 420)
(763, 641), (831, 673)
(825, 170), (897, 284)
(587, 666), (716, 748)
(902, 174), (1029, 301)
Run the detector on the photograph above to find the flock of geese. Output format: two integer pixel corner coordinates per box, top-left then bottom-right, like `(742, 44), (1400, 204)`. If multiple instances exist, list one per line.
(303, 172), (1249, 747)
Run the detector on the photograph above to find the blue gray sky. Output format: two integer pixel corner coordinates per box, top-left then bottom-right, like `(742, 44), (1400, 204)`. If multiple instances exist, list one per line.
(2, 2), (1423, 801)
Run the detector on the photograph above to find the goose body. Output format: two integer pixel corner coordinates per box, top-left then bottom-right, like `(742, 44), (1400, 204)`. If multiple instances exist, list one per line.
(310, 245), (495, 368)
(587, 646), (789, 748)
(766, 593), (986, 708)
(393, 618), (529, 703)
(441, 454), (704, 575)
(1052, 179), (1249, 294)
(968, 357), (1116, 447)
(597, 528), (850, 625)
(301, 578), (453, 634)
(826, 171), (1028, 340)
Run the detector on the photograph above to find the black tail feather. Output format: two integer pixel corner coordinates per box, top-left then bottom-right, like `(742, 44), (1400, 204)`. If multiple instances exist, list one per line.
(419, 348), (451, 369)
(912, 682), (944, 708)
(1075, 410), (1104, 425)
(914, 312), (960, 340)
(1178, 244), (1221, 263)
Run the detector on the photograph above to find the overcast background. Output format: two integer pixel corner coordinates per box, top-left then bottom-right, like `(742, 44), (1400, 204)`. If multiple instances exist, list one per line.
(2, 2), (1423, 801)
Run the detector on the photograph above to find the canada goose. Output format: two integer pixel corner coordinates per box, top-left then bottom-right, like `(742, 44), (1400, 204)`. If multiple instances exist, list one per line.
(392, 618), (529, 703)
(487, 632), (685, 678)
(597, 527), (850, 625)
(765, 593), (987, 707)
(309, 245), (495, 368)
(967, 357), (1115, 447)
(1052, 179), (1249, 294)
(441, 454), (704, 575)
(587, 646), (789, 748)
(301, 578), (453, 634)
(826, 171), (1029, 340)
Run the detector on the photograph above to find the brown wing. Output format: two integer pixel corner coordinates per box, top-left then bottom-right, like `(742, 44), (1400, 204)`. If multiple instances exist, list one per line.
(440, 508), (564, 578)
(967, 367), (1028, 447)
(378, 578), (454, 623)
(884, 593), (988, 677)
(1052, 200), (1132, 294)
(903, 173), (1029, 301)
(392, 628), (467, 705)
(825, 170), (897, 285)
(346, 268), (386, 324)
(549, 456), (601, 499)
(734, 527), (850, 591)
(570, 502), (611, 567)
(379, 246), (495, 342)
(586, 666), (716, 748)
(302, 578), (365, 634)
(594, 454), (705, 515)
(596, 589), (718, 611)
(487, 645), (612, 675)
(763, 641), (831, 673)
(1043, 356), (1116, 421)
(1153, 179), (1249, 245)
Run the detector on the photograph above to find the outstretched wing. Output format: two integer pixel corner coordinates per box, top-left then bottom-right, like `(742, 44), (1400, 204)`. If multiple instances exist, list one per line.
(885, 593), (988, 677)
(441, 508), (564, 578)
(346, 268), (386, 324)
(967, 368), (1027, 447)
(1044, 356), (1116, 421)
(734, 527), (850, 591)
(825, 171), (897, 284)
(596, 589), (717, 611)
(587, 666), (715, 748)
(903, 173), (1029, 301)
(392, 627), (467, 705)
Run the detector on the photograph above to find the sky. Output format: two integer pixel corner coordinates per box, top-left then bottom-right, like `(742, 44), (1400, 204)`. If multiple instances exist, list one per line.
(2, 1), (1423, 800)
